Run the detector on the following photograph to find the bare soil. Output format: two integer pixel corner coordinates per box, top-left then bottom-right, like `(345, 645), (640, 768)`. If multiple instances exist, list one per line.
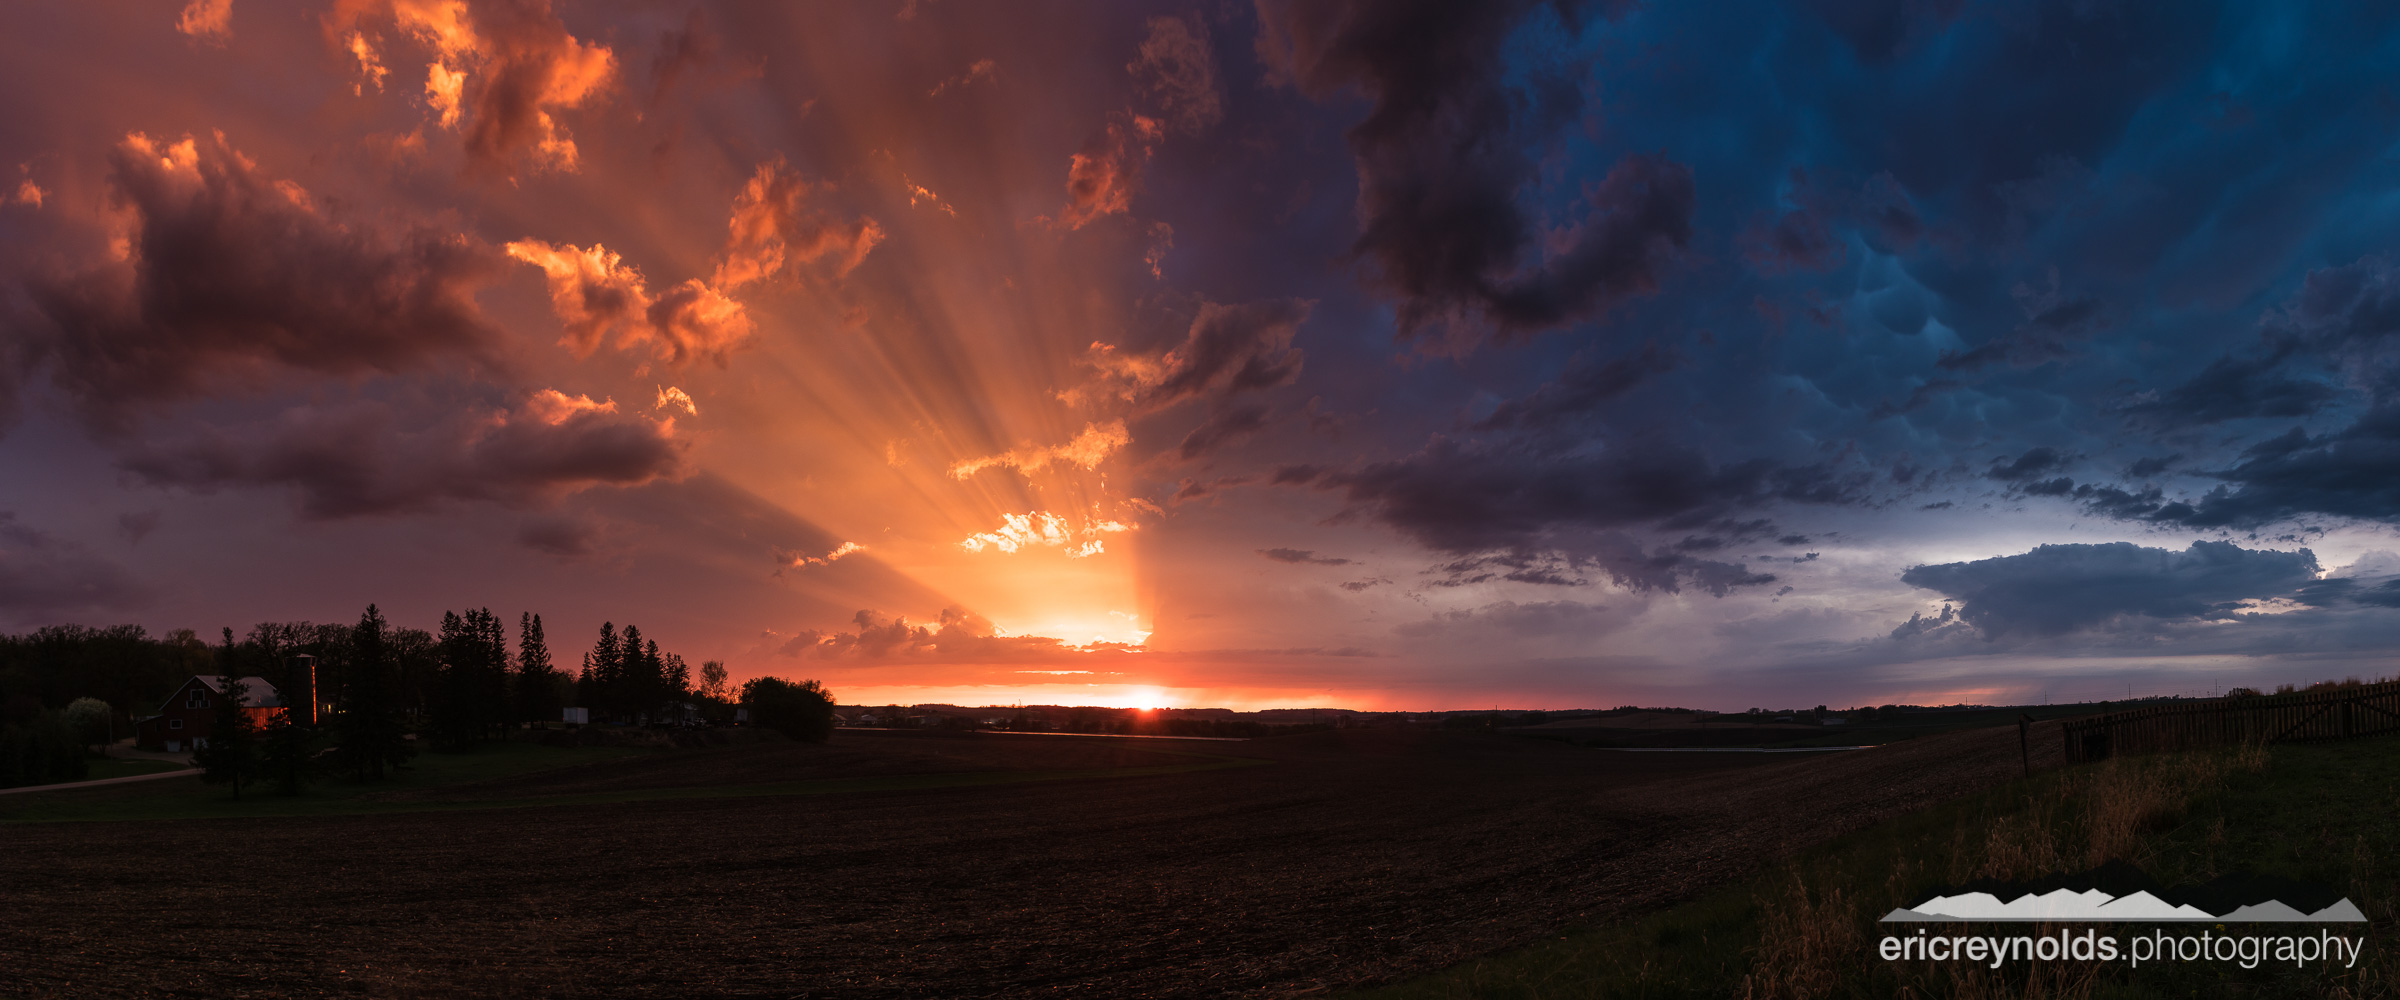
(0, 722), (2066, 999)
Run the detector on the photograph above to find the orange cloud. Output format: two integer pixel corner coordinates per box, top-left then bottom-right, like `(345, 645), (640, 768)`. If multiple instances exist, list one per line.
(947, 420), (1128, 480)
(959, 511), (1131, 557)
(178, 0), (233, 42)
(330, 0), (616, 173)
(714, 158), (884, 290)
(655, 385), (697, 416)
(1055, 115), (1162, 230)
(504, 240), (752, 366)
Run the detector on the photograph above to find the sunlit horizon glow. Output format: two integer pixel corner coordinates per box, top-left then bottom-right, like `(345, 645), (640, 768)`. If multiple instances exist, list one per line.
(6, 2), (2400, 716)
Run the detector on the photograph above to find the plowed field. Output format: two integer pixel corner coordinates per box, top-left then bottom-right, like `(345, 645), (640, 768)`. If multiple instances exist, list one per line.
(0, 723), (2065, 998)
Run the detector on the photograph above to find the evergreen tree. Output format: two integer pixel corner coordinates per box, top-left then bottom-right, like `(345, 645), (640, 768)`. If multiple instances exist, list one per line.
(619, 630), (663, 722)
(476, 608), (511, 740)
(334, 604), (413, 781)
(591, 622), (622, 721)
(662, 652), (691, 704)
(430, 611), (478, 750)
(194, 632), (260, 799)
(515, 612), (557, 728)
(617, 625), (647, 720)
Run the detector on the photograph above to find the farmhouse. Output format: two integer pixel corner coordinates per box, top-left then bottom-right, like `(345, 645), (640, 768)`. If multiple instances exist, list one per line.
(134, 675), (285, 752)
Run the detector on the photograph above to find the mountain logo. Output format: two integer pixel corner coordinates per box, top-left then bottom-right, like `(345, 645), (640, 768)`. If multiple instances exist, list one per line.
(1881, 862), (2367, 924)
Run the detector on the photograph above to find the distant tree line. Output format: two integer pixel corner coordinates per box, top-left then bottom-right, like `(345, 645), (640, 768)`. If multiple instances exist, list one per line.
(0, 605), (831, 791)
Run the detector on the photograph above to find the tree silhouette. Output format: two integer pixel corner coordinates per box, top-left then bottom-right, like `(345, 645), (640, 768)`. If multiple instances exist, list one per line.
(194, 630), (259, 798)
(740, 677), (836, 743)
(334, 604), (413, 781)
(590, 622), (622, 721)
(515, 612), (557, 728)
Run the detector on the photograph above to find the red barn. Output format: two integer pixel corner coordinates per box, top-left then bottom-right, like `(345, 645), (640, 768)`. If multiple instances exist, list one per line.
(134, 676), (285, 752)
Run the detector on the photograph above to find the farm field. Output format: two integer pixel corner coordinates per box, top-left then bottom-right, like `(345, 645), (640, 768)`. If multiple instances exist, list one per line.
(0, 724), (2062, 998)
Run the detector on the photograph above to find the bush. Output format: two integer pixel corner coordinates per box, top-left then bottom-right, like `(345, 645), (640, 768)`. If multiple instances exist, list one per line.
(0, 713), (90, 788)
(61, 697), (112, 749)
(739, 677), (835, 744)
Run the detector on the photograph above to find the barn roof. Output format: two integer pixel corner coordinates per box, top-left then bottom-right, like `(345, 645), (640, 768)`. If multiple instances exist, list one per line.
(181, 675), (284, 709)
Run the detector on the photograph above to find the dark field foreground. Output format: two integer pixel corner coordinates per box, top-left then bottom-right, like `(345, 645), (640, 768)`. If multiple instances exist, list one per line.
(1, 724), (2066, 998)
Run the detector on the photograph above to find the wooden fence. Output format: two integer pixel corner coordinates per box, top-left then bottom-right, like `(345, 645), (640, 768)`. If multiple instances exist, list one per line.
(2061, 680), (2400, 763)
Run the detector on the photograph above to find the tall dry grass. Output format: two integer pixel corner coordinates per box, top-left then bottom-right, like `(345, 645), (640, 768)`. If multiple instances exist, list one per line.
(1737, 870), (1863, 1000)
(1739, 741), (2276, 999)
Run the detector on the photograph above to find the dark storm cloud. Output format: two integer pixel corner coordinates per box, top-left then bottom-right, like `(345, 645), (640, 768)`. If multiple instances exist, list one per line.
(2144, 408), (2400, 528)
(1393, 599), (1626, 639)
(1325, 437), (1850, 554)
(1177, 402), (1271, 459)
(1802, 0), (1964, 64)
(1900, 540), (2319, 638)
(21, 133), (505, 428)
(119, 393), (686, 519)
(1986, 447), (2068, 482)
(1259, 548), (1350, 565)
(2261, 256), (2400, 354)
(2292, 575), (2400, 609)
(2126, 455), (2179, 478)
(517, 515), (598, 557)
(1319, 436), (1848, 594)
(1098, 298), (1310, 412)
(1473, 341), (1679, 431)
(0, 513), (149, 616)
(1935, 293), (2106, 372)
(2122, 347), (2335, 424)
(1256, 0), (1693, 347)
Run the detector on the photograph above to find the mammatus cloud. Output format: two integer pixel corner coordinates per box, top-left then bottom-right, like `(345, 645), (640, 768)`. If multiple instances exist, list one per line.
(1256, 0), (1690, 348)
(177, 0), (233, 42)
(330, 0), (616, 173)
(119, 389), (686, 519)
(0, 513), (150, 616)
(958, 511), (1130, 558)
(24, 132), (504, 427)
(1900, 541), (2322, 639)
(949, 421), (1129, 479)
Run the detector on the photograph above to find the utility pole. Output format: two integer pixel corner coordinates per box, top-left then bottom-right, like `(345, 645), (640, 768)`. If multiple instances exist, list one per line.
(2018, 714), (2034, 778)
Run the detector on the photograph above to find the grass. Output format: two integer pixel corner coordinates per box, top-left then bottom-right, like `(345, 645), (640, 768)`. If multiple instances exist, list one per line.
(77, 757), (184, 781)
(1348, 735), (2399, 999)
(0, 736), (1267, 824)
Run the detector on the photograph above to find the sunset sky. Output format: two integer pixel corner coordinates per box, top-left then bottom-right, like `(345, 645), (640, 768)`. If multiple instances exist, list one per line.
(5, 1), (2400, 711)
